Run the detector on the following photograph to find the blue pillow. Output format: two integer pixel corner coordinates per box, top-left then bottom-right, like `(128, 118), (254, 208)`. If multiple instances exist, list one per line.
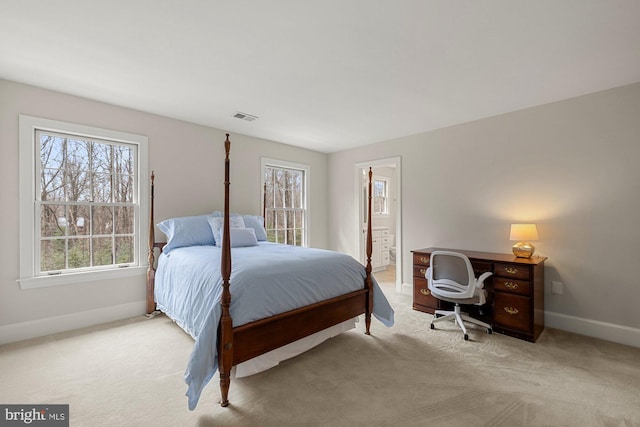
(242, 215), (268, 241)
(208, 216), (246, 246)
(211, 211), (267, 241)
(157, 214), (215, 253)
(221, 227), (259, 247)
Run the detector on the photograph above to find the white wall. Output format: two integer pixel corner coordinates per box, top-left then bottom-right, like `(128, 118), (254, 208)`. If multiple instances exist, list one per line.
(329, 83), (640, 346)
(0, 79), (328, 342)
(3, 77), (639, 347)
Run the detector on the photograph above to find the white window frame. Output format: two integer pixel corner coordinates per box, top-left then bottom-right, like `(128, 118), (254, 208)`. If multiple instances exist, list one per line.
(18, 115), (149, 289)
(260, 157), (310, 247)
(373, 176), (390, 216)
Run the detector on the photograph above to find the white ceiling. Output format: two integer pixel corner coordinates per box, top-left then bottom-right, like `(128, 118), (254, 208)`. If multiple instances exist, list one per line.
(2, 1), (640, 153)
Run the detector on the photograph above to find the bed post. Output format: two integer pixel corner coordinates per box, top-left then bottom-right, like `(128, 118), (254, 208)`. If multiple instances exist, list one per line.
(364, 167), (373, 335)
(219, 134), (233, 407)
(146, 171), (156, 315)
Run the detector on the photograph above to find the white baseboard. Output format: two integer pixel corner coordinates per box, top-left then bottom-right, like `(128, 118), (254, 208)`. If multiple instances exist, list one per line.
(400, 282), (413, 294)
(0, 301), (147, 346)
(545, 310), (640, 349)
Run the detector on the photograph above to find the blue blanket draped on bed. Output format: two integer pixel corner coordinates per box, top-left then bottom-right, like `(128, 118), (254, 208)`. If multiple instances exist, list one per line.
(154, 242), (395, 410)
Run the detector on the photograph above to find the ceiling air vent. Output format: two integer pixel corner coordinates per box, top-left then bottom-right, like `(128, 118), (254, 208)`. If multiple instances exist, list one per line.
(233, 112), (259, 122)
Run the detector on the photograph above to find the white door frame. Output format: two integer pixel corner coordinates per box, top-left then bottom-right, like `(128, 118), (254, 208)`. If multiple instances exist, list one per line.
(355, 157), (402, 293)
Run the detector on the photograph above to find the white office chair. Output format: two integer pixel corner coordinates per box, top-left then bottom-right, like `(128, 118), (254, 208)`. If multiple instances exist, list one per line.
(426, 251), (493, 341)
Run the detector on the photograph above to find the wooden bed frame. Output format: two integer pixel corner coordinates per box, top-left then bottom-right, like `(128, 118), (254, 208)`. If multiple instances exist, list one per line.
(146, 134), (374, 407)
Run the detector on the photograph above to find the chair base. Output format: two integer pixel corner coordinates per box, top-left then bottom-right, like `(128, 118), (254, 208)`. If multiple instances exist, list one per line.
(431, 304), (492, 340)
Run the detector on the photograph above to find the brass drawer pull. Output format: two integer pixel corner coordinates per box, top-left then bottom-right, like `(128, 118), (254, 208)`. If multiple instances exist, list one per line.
(420, 288), (430, 296)
(419, 268), (427, 276)
(504, 306), (519, 315)
(420, 256), (428, 264)
(504, 267), (519, 275)
(504, 282), (519, 290)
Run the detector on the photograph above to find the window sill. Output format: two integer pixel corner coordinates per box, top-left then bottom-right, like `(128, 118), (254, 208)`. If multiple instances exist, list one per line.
(18, 266), (148, 290)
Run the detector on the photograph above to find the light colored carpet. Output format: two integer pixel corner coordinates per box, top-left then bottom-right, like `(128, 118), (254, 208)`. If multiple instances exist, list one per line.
(1, 286), (639, 426)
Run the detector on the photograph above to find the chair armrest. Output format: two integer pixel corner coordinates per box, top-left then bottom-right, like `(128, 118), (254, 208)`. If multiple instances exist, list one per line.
(475, 271), (493, 288)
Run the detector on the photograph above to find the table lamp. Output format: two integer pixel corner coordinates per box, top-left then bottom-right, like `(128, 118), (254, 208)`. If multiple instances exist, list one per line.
(510, 224), (538, 258)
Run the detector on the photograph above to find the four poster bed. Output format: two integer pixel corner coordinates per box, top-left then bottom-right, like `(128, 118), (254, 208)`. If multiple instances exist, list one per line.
(146, 134), (394, 410)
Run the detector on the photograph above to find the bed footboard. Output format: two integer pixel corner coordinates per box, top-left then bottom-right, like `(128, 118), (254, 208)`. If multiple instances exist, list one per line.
(233, 289), (368, 364)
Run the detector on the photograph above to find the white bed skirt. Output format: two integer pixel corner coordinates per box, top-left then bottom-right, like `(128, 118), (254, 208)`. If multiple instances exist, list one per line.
(232, 318), (357, 378)
(162, 310), (357, 379)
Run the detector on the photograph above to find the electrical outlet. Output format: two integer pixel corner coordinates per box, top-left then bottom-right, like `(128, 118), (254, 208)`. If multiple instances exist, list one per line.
(551, 281), (563, 295)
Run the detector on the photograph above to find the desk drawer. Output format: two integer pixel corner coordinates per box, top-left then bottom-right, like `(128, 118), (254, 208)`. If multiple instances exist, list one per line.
(413, 277), (438, 308)
(494, 293), (531, 333)
(413, 265), (429, 279)
(494, 263), (531, 281)
(493, 277), (531, 296)
(413, 253), (430, 267)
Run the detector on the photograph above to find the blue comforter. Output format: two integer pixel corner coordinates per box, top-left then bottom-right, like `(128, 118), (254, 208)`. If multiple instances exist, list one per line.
(154, 242), (394, 410)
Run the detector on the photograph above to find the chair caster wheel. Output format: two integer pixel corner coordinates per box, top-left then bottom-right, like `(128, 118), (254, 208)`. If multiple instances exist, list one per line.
(464, 334), (469, 341)
(430, 323), (435, 330)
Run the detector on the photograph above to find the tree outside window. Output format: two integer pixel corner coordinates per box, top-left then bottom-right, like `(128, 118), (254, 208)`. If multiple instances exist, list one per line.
(38, 130), (137, 274)
(263, 163), (307, 246)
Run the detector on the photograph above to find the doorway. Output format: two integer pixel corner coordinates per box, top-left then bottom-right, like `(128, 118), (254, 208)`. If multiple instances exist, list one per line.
(355, 157), (402, 293)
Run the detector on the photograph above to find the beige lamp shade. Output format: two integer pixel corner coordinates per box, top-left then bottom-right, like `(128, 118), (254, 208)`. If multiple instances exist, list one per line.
(509, 224), (539, 241)
(510, 224), (538, 258)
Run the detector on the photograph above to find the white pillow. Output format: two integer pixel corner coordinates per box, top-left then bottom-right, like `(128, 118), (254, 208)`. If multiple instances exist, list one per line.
(211, 211), (267, 241)
(207, 216), (245, 245)
(220, 227), (259, 247)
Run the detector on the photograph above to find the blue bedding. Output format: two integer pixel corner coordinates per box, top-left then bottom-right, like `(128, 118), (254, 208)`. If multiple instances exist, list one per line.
(154, 242), (394, 410)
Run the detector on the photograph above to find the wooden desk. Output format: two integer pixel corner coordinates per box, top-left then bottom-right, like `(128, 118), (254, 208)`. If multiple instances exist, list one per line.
(411, 247), (547, 342)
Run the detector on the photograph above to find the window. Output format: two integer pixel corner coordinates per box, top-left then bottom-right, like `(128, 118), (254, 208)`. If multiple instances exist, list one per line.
(19, 115), (149, 289)
(262, 159), (308, 246)
(373, 176), (390, 215)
